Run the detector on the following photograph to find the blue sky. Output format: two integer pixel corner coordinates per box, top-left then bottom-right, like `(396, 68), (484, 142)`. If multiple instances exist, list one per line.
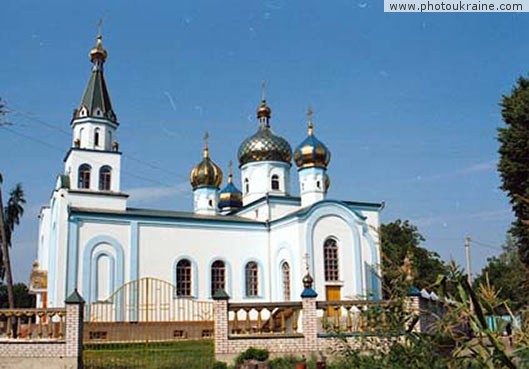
(1, 0), (526, 282)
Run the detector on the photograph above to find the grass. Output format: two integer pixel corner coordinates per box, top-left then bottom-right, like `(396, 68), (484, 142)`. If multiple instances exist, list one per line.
(84, 339), (215, 369)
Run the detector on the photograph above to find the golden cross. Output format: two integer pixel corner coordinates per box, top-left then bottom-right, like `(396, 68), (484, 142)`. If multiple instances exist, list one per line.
(203, 131), (209, 148)
(97, 19), (103, 37)
(261, 80), (266, 101)
(228, 160), (233, 176)
(303, 253), (310, 273)
(307, 106), (313, 123)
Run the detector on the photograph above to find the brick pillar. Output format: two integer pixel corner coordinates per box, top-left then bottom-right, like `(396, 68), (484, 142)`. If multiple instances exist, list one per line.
(65, 289), (85, 369)
(301, 272), (318, 356)
(212, 288), (230, 359)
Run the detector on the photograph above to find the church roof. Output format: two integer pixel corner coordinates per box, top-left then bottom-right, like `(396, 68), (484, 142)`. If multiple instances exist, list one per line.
(72, 34), (117, 124)
(70, 207), (265, 225)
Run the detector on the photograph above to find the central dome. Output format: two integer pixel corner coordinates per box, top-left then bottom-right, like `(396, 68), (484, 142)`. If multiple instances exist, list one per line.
(237, 99), (292, 167)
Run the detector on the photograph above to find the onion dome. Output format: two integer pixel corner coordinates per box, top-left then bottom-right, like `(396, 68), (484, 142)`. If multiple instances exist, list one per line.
(190, 133), (223, 189)
(294, 107), (331, 170)
(219, 161), (243, 210)
(90, 34), (108, 62)
(237, 98), (292, 167)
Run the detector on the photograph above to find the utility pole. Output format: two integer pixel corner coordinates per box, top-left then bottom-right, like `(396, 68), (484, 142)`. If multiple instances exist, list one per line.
(465, 236), (472, 286)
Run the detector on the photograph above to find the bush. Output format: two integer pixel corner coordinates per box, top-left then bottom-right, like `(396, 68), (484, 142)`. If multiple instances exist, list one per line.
(212, 361), (228, 369)
(234, 347), (270, 365)
(268, 355), (302, 369)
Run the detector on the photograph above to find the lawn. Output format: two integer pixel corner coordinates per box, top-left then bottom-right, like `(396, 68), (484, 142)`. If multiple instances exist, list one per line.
(84, 339), (215, 369)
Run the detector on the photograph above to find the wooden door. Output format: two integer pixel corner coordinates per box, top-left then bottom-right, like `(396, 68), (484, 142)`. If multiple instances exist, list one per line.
(325, 286), (341, 317)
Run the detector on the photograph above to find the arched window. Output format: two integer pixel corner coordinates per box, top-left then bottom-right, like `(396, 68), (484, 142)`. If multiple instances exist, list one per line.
(79, 127), (85, 147)
(99, 166), (112, 191)
(324, 238), (339, 281)
(271, 174), (280, 190)
(96, 254), (112, 301)
(78, 164), (91, 189)
(282, 262), (291, 301)
(244, 178), (249, 194)
(94, 129), (100, 147)
(108, 130), (112, 147)
(176, 259), (192, 297)
(211, 260), (226, 296)
(245, 262), (259, 297)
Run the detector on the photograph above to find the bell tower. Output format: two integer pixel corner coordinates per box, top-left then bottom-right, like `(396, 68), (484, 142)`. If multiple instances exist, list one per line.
(64, 27), (123, 196)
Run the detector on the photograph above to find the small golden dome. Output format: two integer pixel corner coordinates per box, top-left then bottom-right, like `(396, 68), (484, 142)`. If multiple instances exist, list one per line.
(190, 134), (223, 189)
(257, 99), (272, 119)
(294, 108), (331, 170)
(90, 35), (108, 62)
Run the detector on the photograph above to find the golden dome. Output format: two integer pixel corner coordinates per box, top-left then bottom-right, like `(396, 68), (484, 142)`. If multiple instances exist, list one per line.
(294, 108), (331, 170)
(238, 99), (292, 167)
(190, 134), (223, 189)
(257, 99), (272, 119)
(90, 35), (108, 62)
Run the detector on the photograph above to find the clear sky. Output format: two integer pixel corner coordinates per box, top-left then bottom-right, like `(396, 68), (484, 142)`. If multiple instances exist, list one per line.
(1, 0), (526, 283)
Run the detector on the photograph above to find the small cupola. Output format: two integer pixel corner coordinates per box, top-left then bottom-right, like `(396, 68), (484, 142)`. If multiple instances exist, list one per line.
(219, 161), (243, 212)
(190, 133), (223, 190)
(294, 107), (331, 170)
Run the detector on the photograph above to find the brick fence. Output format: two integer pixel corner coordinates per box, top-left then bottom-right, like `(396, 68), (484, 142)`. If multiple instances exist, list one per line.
(213, 279), (435, 363)
(0, 290), (84, 369)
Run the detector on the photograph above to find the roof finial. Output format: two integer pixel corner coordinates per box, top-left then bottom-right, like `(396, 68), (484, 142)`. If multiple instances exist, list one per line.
(203, 131), (210, 158)
(261, 80), (266, 102)
(228, 160), (234, 183)
(307, 106), (314, 135)
(97, 19), (103, 38)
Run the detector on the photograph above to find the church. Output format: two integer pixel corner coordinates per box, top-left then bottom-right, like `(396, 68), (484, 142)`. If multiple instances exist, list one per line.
(31, 33), (383, 313)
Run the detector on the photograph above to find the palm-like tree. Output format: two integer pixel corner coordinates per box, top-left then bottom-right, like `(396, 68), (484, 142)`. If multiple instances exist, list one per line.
(0, 177), (25, 310)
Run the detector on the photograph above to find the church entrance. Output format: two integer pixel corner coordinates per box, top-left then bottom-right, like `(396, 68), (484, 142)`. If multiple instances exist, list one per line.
(325, 285), (341, 317)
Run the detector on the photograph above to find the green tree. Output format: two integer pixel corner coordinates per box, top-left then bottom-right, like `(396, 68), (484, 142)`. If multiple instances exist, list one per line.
(474, 235), (529, 311)
(0, 282), (35, 308)
(380, 219), (447, 298)
(498, 75), (529, 266)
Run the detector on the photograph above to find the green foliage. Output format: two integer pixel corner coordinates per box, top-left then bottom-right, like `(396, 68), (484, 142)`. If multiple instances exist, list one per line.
(474, 235), (529, 311)
(0, 282), (34, 308)
(380, 219), (447, 297)
(234, 347), (269, 365)
(212, 361), (228, 369)
(498, 75), (529, 266)
(268, 355), (303, 369)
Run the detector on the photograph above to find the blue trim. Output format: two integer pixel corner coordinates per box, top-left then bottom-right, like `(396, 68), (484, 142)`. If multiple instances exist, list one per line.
(304, 204), (364, 298)
(241, 258), (265, 299)
(48, 199), (57, 306)
(207, 257), (232, 299)
(66, 218), (80, 298)
(129, 222), (139, 321)
(82, 235), (125, 319)
(173, 256), (199, 298)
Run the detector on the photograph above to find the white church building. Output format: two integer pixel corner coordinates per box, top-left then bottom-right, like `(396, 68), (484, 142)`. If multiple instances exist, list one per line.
(32, 33), (383, 312)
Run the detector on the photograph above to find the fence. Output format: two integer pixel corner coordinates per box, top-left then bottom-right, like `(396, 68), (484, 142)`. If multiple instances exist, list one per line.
(213, 281), (435, 363)
(0, 290), (84, 369)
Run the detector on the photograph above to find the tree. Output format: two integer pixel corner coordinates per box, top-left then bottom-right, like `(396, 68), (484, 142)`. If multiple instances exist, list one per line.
(0, 180), (26, 310)
(474, 235), (529, 311)
(0, 282), (35, 308)
(498, 75), (529, 267)
(380, 219), (447, 298)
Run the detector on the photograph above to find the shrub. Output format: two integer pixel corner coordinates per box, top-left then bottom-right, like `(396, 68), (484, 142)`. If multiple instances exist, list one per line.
(212, 361), (228, 369)
(234, 347), (270, 365)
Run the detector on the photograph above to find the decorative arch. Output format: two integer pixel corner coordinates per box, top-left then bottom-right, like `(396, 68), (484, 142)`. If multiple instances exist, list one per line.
(304, 203), (365, 297)
(323, 237), (340, 282)
(94, 128), (101, 146)
(82, 236), (125, 306)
